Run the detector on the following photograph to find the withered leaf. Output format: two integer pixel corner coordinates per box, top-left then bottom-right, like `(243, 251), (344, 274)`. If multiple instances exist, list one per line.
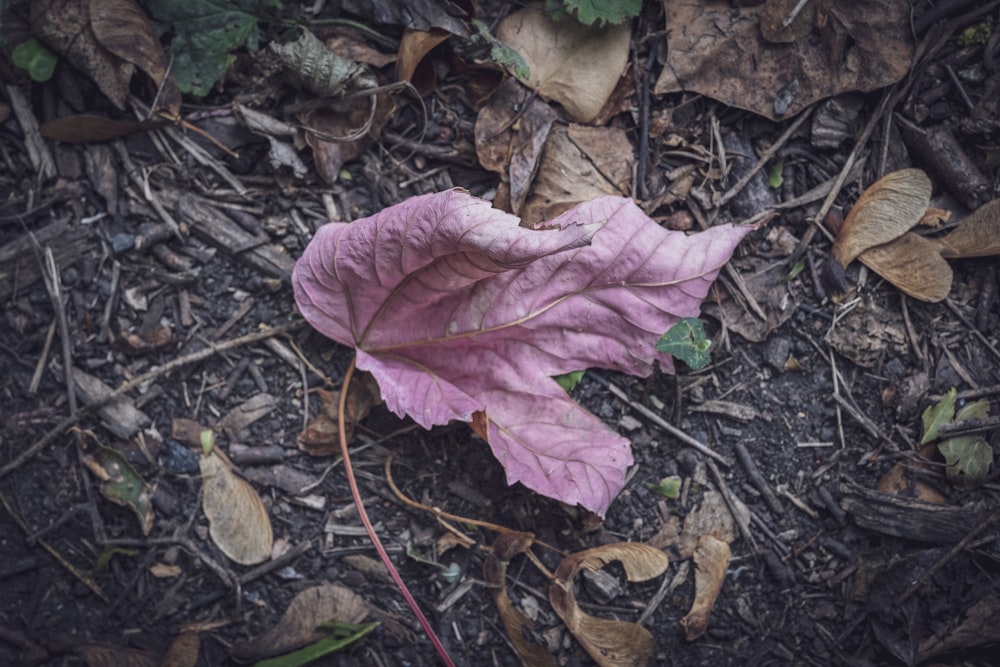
(230, 584), (368, 663)
(549, 543), (669, 667)
(483, 532), (556, 667)
(199, 450), (273, 565)
(935, 198), (1000, 258)
(680, 534), (731, 641)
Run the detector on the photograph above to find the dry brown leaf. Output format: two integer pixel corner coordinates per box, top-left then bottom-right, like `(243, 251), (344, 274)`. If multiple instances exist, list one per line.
(297, 373), (382, 456)
(824, 298), (907, 368)
(520, 124), (632, 226)
(32, 0), (134, 109)
(301, 93), (394, 184)
(89, 0), (180, 115)
(759, 0), (815, 43)
(549, 543), (669, 667)
(498, 5), (630, 123)
(230, 584), (368, 663)
(679, 534), (731, 641)
(649, 490), (746, 558)
(656, 0), (914, 120)
(832, 169), (933, 270)
(396, 28), (451, 95)
(216, 393), (279, 440)
(200, 450), (273, 565)
(474, 78), (558, 215)
(858, 232), (954, 302)
(483, 532), (556, 667)
(916, 594), (1000, 663)
(157, 631), (199, 667)
(935, 198), (1000, 258)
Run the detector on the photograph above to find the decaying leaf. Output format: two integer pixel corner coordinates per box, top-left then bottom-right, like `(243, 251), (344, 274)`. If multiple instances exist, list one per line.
(79, 432), (154, 536)
(396, 27), (451, 94)
(298, 374), (382, 456)
(549, 543), (669, 666)
(292, 190), (751, 515)
(655, 0), (914, 120)
(271, 28), (375, 97)
(483, 532), (556, 667)
(498, 5), (630, 123)
(937, 400), (993, 488)
(158, 631), (200, 667)
(199, 449), (273, 565)
(74, 643), (159, 667)
(230, 584), (368, 663)
(679, 534), (731, 641)
(921, 388), (957, 445)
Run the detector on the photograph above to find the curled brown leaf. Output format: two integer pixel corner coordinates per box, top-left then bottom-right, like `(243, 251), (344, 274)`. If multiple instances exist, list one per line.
(679, 534), (731, 641)
(549, 543), (669, 667)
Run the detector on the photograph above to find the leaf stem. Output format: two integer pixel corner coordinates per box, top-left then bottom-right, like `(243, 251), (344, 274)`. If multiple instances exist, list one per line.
(337, 355), (455, 666)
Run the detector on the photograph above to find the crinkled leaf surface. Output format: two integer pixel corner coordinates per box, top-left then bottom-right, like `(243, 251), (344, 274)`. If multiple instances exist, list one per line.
(293, 190), (749, 515)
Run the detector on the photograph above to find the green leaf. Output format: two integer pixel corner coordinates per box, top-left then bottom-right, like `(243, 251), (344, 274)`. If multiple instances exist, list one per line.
(784, 258), (806, 282)
(920, 387), (956, 444)
(142, 0), (281, 96)
(84, 444), (154, 535)
(562, 0), (642, 26)
(12, 38), (57, 82)
(656, 317), (712, 370)
(472, 20), (529, 79)
(554, 370), (586, 393)
(644, 476), (682, 499)
(254, 621), (378, 667)
(768, 160), (784, 188)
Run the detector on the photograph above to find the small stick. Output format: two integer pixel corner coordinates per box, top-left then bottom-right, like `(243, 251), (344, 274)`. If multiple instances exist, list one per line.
(707, 459), (756, 550)
(733, 441), (784, 516)
(596, 376), (732, 467)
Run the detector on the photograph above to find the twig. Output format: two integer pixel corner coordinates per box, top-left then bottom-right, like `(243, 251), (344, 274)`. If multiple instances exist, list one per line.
(337, 356), (456, 667)
(733, 441), (784, 516)
(593, 375), (732, 467)
(718, 103), (815, 207)
(0, 320), (305, 479)
(706, 459), (756, 551)
(895, 509), (1000, 605)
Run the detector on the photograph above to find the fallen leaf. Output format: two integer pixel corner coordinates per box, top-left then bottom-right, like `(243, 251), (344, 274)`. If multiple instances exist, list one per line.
(271, 28), (375, 98)
(921, 387), (956, 445)
(230, 584), (368, 663)
(483, 532), (556, 667)
(292, 190), (751, 516)
(89, 0), (180, 115)
(937, 400), (993, 488)
(298, 374), (383, 456)
(520, 124), (634, 227)
(549, 543), (669, 666)
(216, 393), (279, 440)
(679, 534), (730, 641)
(80, 433), (154, 536)
(474, 78), (558, 215)
(75, 643), (159, 667)
(31, 0), (134, 109)
(498, 5), (631, 122)
(655, 0), (914, 120)
(200, 450), (273, 565)
(396, 27), (451, 95)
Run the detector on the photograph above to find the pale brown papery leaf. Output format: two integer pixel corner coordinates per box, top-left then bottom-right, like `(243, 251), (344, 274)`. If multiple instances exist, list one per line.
(200, 451), (273, 565)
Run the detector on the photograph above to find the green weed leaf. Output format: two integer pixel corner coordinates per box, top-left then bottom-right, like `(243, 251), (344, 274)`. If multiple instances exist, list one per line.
(142, 0), (280, 96)
(768, 160), (784, 188)
(13, 38), (57, 82)
(920, 387), (956, 445)
(656, 317), (711, 370)
(644, 476), (682, 499)
(254, 621), (378, 667)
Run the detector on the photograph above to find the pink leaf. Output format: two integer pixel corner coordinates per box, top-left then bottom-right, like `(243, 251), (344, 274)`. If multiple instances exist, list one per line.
(293, 190), (750, 516)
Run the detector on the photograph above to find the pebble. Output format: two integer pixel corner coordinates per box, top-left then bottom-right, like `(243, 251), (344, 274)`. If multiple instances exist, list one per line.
(764, 336), (791, 373)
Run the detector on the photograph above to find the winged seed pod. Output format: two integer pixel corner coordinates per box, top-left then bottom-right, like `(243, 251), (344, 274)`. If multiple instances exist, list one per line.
(934, 198), (1000, 258)
(824, 169), (932, 294)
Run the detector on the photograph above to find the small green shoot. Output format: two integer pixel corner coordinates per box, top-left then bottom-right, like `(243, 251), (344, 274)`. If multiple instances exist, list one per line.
(644, 476), (682, 499)
(254, 620), (378, 667)
(471, 20), (530, 79)
(554, 370), (586, 393)
(656, 317), (711, 370)
(767, 160), (784, 188)
(13, 38), (57, 82)
(785, 258), (806, 282)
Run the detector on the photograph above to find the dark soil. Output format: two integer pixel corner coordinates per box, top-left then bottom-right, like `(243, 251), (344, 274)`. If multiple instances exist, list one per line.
(2, 2), (1000, 667)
